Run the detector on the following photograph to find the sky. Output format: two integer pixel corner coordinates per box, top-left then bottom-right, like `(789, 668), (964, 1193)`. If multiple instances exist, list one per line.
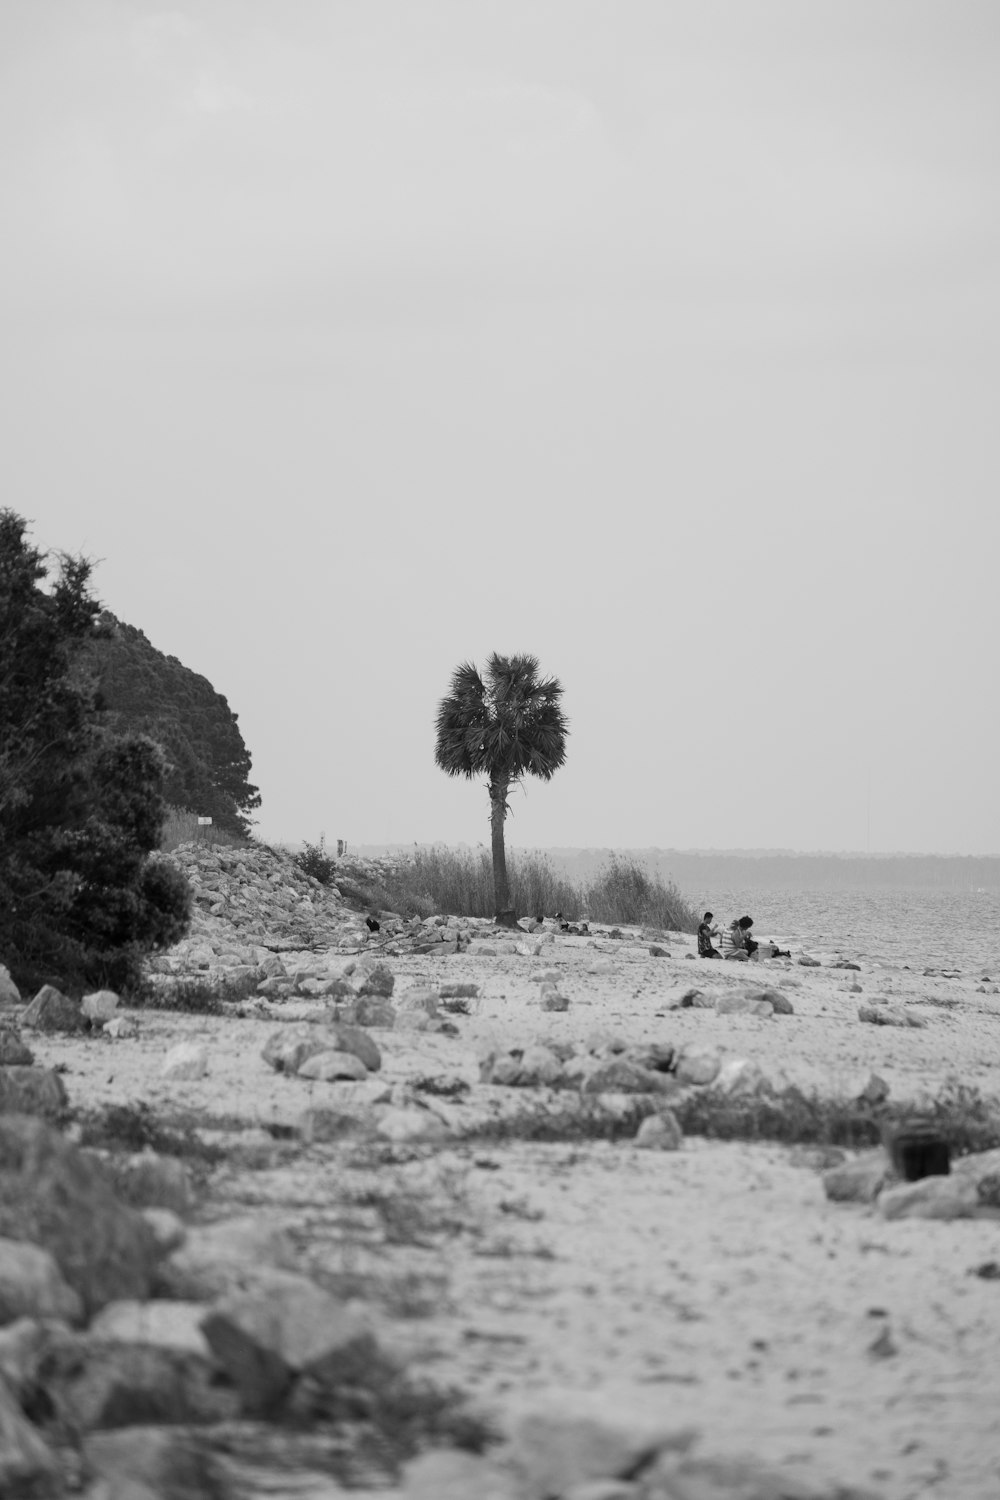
(2, 1), (998, 856)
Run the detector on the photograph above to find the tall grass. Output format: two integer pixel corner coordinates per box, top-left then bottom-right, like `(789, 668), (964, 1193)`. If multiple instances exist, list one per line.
(158, 806), (249, 852)
(584, 854), (697, 931)
(342, 846), (699, 932)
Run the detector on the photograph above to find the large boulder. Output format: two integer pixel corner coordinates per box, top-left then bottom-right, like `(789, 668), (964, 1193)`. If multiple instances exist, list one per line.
(200, 1274), (378, 1414)
(22, 985), (86, 1033)
(0, 1069), (67, 1120)
(0, 1237), (83, 1325)
(0, 1116), (160, 1318)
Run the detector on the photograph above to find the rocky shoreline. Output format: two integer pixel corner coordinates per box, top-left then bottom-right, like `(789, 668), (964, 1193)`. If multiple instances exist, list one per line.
(2, 841), (1000, 1498)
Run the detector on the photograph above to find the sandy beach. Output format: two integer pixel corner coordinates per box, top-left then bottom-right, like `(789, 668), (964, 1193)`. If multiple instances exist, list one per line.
(22, 916), (1000, 1500)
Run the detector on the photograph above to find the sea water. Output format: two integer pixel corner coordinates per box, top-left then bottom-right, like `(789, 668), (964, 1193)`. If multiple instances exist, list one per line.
(710, 886), (1000, 976)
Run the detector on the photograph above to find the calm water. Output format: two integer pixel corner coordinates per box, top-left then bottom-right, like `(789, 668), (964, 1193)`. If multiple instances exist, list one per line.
(709, 886), (1000, 975)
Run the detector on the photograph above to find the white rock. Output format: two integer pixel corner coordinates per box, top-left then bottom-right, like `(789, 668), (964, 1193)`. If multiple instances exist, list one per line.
(634, 1112), (683, 1150)
(104, 1016), (139, 1039)
(88, 1300), (213, 1357)
(81, 989), (119, 1023)
(161, 1042), (209, 1080)
(296, 1049), (369, 1082)
(375, 1106), (451, 1143)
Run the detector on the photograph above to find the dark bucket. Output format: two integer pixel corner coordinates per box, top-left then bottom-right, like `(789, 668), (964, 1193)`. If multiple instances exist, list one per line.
(884, 1121), (951, 1182)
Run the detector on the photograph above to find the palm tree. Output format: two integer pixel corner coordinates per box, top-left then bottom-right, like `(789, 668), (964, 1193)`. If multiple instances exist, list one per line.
(434, 653), (568, 924)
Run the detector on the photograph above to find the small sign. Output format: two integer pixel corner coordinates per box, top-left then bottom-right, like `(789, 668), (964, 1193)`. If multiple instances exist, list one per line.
(197, 816), (213, 826)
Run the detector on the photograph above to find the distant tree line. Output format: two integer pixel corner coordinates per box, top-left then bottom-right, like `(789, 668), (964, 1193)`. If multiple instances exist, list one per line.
(81, 614), (260, 837)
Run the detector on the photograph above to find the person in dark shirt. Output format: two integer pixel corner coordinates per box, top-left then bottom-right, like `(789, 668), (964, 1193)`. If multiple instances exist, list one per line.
(697, 911), (721, 958)
(734, 914), (759, 957)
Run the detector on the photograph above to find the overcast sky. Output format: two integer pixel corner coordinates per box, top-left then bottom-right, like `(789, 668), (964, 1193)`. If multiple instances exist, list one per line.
(2, 1), (998, 855)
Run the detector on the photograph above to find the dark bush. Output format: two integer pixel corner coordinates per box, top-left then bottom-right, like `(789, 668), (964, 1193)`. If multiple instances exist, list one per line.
(293, 836), (337, 886)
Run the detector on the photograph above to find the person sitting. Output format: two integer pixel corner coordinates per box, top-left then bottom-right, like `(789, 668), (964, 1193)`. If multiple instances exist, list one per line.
(731, 914), (759, 958)
(697, 911), (721, 958)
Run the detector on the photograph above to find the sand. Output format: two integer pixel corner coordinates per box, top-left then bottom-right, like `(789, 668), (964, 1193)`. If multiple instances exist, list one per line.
(25, 929), (1000, 1500)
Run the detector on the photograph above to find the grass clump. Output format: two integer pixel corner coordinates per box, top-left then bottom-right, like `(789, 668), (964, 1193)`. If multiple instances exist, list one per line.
(76, 1101), (224, 1162)
(673, 1077), (1000, 1156)
(583, 854), (698, 932)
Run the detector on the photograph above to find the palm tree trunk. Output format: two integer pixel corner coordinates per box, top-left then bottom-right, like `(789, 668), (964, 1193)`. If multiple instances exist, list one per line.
(489, 772), (514, 921)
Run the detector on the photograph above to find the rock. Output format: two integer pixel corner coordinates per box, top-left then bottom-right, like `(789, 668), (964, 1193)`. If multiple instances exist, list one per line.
(490, 1046), (565, 1088)
(0, 1115), (159, 1317)
(798, 955), (821, 967)
(745, 987), (794, 1015)
(587, 960), (616, 975)
(582, 1059), (674, 1096)
(0, 1236), (83, 1324)
(878, 1175), (979, 1221)
(715, 1059), (773, 1096)
(506, 1393), (697, 1500)
(83, 1426), (216, 1500)
(673, 1048), (721, 1087)
(541, 992), (570, 1012)
(634, 1112), (683, 1150)
(858, 1002), (926, 1028)
(0, 1372), (60, 1498)
(22, 985), (85, 1033)
(140, 1208), (186, 1257)
(648, 945), (670, 958)
(88, 1300), (214, 1358)
(81, 990), (119, 1024)
(325, 1023), (381, 1071)
(0, 1030), (34, 1066)
(103, 1017), (139, 1040)
(853, 1072), (890, 1105)
(156, 1214), (299, 1301)
(261, 1025), (334, 1074)
(678, 989), (713, 1009)
(375, 1105), (452, 1143)
(354, 996), (397, 1027)
(296, 1049), (369, 1082)
(160, 1043), (208, 1080)
(356, 962), (395, 998)
(440, 982), (480, 999)
(402, 1449), (521, 1499)
(822, 1152), (892, 1203)
(0, 965), (21, 1008)
(714, 995), (774, 1017)
(37, 1329), (237, 1431)
(396, 987), (440, 1017)
(0, 1067), (68, 1119)
(200, 1275), (377, 1414)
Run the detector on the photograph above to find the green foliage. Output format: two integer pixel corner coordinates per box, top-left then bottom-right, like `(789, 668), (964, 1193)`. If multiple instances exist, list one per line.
(81, 612), (260, 836)
(0, 510), (192, 994)
(583, 855), (699, 932)
(293, 835), (337, 886)
(339, 846), (698, 929)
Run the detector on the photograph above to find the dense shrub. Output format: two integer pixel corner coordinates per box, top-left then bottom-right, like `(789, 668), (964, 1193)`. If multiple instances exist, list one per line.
(0, 510), (191, 993)
(294, 835), (337, 886)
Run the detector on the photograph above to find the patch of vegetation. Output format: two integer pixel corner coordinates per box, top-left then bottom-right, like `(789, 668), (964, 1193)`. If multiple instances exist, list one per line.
(335, 845), (700, 930)
(76, 1101), (224, 1162)
(583, 854), (699, 932)
(294, 835), (338, 886)
(673, 1077), (1000, 1156)
(133, 969), (262, 1014)
(83, 611), (260, 837)
(0, 510), (192, 994)
(466, 1097), (661, 1144)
